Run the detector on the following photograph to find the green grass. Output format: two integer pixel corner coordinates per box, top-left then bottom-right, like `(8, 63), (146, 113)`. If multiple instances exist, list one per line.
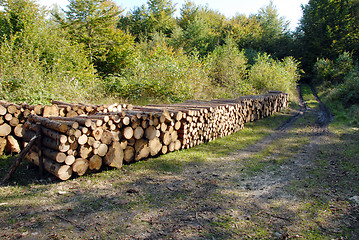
(301, 84), (319, 109)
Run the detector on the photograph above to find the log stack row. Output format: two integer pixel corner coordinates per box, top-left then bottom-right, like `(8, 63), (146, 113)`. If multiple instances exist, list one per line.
(0, 100), (133, 156)
(22, 109), (183, 180)
(1, 91), (288, 180)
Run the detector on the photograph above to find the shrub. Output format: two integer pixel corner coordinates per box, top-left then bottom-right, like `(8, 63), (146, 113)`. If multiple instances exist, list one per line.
(105, 42), (210, 103)
(315, 52), (359, 107)
(0, 0), (100, 104)
(206, 38), (254, 98)
(248, 53), (299, 98)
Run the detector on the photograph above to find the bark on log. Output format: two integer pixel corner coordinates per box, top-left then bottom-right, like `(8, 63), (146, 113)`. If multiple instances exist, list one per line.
(26, 151), (72, 180)
(29, 115), (68, 134)
(42, 148), (67, 163)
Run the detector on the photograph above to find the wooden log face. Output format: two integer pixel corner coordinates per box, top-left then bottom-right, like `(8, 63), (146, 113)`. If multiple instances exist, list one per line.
(89, 155), (102, 171)
(0, 123), (11, 137)
(123, 146), (135, 163)
(123, 127), (134, 140)
(104, 142), (123, 169)
(148, 138), (162, 156)
(72, 158), (89, 176)
(145, 126), (157, 140)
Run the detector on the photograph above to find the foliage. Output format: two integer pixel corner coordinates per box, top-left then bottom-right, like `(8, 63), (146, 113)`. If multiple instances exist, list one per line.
(206, 38), (254, 97)
(0, 0), (301, 105)
(297, 0), (359, 76)
(0, 0), (99, 104)
(54, 0), (135, 75)
(118, 0), (176, 41)
(315, 52), (359, 107)
(105, 42), (210, 103)
(248, 53), (300, 98)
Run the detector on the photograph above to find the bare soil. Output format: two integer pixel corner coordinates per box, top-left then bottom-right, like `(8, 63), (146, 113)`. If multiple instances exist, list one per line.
(0, 86), (358, 239)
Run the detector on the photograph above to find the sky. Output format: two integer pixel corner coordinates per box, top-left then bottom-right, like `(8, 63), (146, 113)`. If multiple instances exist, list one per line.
(36, 0), (309, 30)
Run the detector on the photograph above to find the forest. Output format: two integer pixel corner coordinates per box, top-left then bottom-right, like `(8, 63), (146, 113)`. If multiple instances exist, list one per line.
(0, 0), (358, 112)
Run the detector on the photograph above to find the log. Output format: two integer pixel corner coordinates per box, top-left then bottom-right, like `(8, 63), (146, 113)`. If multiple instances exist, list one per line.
(104, 142), (123, 169)
(133, 126), (144, 140)
(135, 139), (149, 161)
(123, 146), (135, 163)
(89, 155), (102, 171)
(72, 158), (89, 176)
(78, 134), (88, 145)
(43, 105), (59, 117)
(97, 143), (108, 157)
(161, 145), (168, 155)
(65, 155), (76, 165)
(92, 127), (103, 141)
(9, 117), (19, 127)
(28, 115), (68, 134)
(161, 131), (172, 146)
(6, 135), (21, 153)
(49, 116), (93, 128)
(100, 130), (113, 145)
(123, 127), (134, 140)
(145, 126), (157, 140)
(42, 148), (67, 163)
(14, 124), (26, 138)
(79, 144), (93, 159)
(148, 138), (162, 156)
(0, 123), (11, 137)
(41, 136), (70, 153)
(119, 139), (128, 150)
(7, 105), (19, 114)
(26, 151), (72, 181)
(0, 137), (7, 155)
(168, 142), (175, 152)
(0, 105), (7, 115)
(174, 140), (182, 151)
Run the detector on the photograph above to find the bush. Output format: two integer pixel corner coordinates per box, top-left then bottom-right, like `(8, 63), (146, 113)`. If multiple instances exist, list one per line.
(0, 0), (100, 104)
(315, 52), (359, 107)
(105, 42), (210, 103)
(314, 52), (355, 85)
(248, 53), (299, 98)
(206, 38), (254, 98)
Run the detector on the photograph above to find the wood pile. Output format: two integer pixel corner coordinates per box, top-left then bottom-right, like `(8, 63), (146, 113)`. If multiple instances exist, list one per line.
(0, 91), (288, 181)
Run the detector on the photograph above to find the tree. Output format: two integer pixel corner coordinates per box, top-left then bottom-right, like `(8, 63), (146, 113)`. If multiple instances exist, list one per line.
(118, 0), (176, 41)
(54, 0), (135, 75)
(0, 0), (98, 103)
(297, 0), (359, 76)
(255, 2), (292, 58)
(174, 2), (225, 56)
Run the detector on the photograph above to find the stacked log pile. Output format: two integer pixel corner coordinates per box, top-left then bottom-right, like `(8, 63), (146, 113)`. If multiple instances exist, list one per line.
(1, 91), (288, 181)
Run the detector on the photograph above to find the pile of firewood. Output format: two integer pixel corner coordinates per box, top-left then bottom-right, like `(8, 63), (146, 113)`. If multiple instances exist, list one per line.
(0, 91), (288, 181)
